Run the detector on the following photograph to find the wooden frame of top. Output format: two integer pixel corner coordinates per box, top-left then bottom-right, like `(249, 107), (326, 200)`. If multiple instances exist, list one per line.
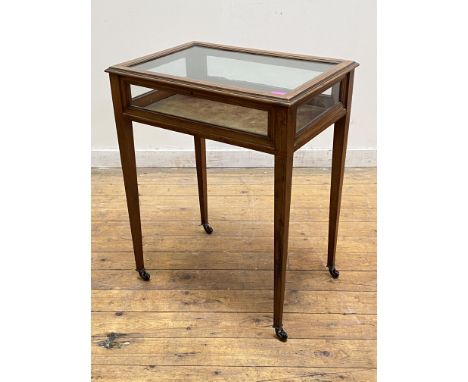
(106, 41), (358, 107)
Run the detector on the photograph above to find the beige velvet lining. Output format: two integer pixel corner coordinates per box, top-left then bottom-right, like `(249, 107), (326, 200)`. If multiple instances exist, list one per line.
(145, 94), (332, 135)
(147, 95), (268, 135)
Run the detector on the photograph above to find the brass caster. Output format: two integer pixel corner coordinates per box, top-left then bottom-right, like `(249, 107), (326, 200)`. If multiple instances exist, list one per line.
(202, 223), (213, 234)
(274, 327), (288, 342)
(137, 268), (150, 281)
(328, 266), (340, 279)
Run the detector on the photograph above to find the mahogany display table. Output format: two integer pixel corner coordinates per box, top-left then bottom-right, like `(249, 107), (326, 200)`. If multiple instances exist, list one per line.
(106, 42), (358, 341)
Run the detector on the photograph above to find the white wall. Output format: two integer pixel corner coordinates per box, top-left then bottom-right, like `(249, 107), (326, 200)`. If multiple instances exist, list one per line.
(92, 0), (376, 167)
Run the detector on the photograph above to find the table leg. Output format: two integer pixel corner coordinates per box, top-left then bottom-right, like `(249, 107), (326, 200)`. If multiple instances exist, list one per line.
(327, 71), (354, 279)
(115, 120), (149, 281)
(194, 136), (213, 234)
(273, 148), (294, 342)
(327, 117), (349, 279)
(110, 74), (149, 281)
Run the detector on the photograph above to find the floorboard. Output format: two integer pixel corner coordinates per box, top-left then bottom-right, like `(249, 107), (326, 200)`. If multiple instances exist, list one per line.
(91, 167), (376, 381)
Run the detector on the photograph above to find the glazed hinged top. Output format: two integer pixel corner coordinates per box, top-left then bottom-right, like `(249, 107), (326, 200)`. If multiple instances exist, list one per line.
(106, 42), (358, 105)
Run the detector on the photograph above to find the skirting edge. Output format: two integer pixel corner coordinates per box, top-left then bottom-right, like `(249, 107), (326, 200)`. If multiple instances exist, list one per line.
(91, 148), (376, 168)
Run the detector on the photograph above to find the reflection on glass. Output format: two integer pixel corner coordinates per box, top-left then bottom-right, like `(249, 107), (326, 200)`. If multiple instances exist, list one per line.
(133, 46), (335, 95)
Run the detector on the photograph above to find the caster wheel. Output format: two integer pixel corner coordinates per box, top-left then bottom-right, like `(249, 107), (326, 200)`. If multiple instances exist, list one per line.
(137, 268), (150, 281)
(328, 266), (340, 279)
(202, 223), (213, 234)
(274, 327), (288, 342)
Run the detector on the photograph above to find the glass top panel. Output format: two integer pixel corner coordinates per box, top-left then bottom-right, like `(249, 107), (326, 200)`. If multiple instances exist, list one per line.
(132, 46), (335, 95)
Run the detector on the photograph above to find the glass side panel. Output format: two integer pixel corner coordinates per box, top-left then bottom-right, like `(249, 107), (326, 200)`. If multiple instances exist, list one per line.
(130, 85), (154, 98)
(296, 82), (341, 132)
(132, 46), (335, 96)
(130, 85), (268, 136)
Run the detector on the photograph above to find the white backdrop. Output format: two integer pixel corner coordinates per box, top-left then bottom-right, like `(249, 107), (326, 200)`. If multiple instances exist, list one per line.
(92, 0), (376, 166)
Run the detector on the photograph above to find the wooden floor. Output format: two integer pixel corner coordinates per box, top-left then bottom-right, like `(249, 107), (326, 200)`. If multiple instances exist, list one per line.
(92, 167), (376, 381)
